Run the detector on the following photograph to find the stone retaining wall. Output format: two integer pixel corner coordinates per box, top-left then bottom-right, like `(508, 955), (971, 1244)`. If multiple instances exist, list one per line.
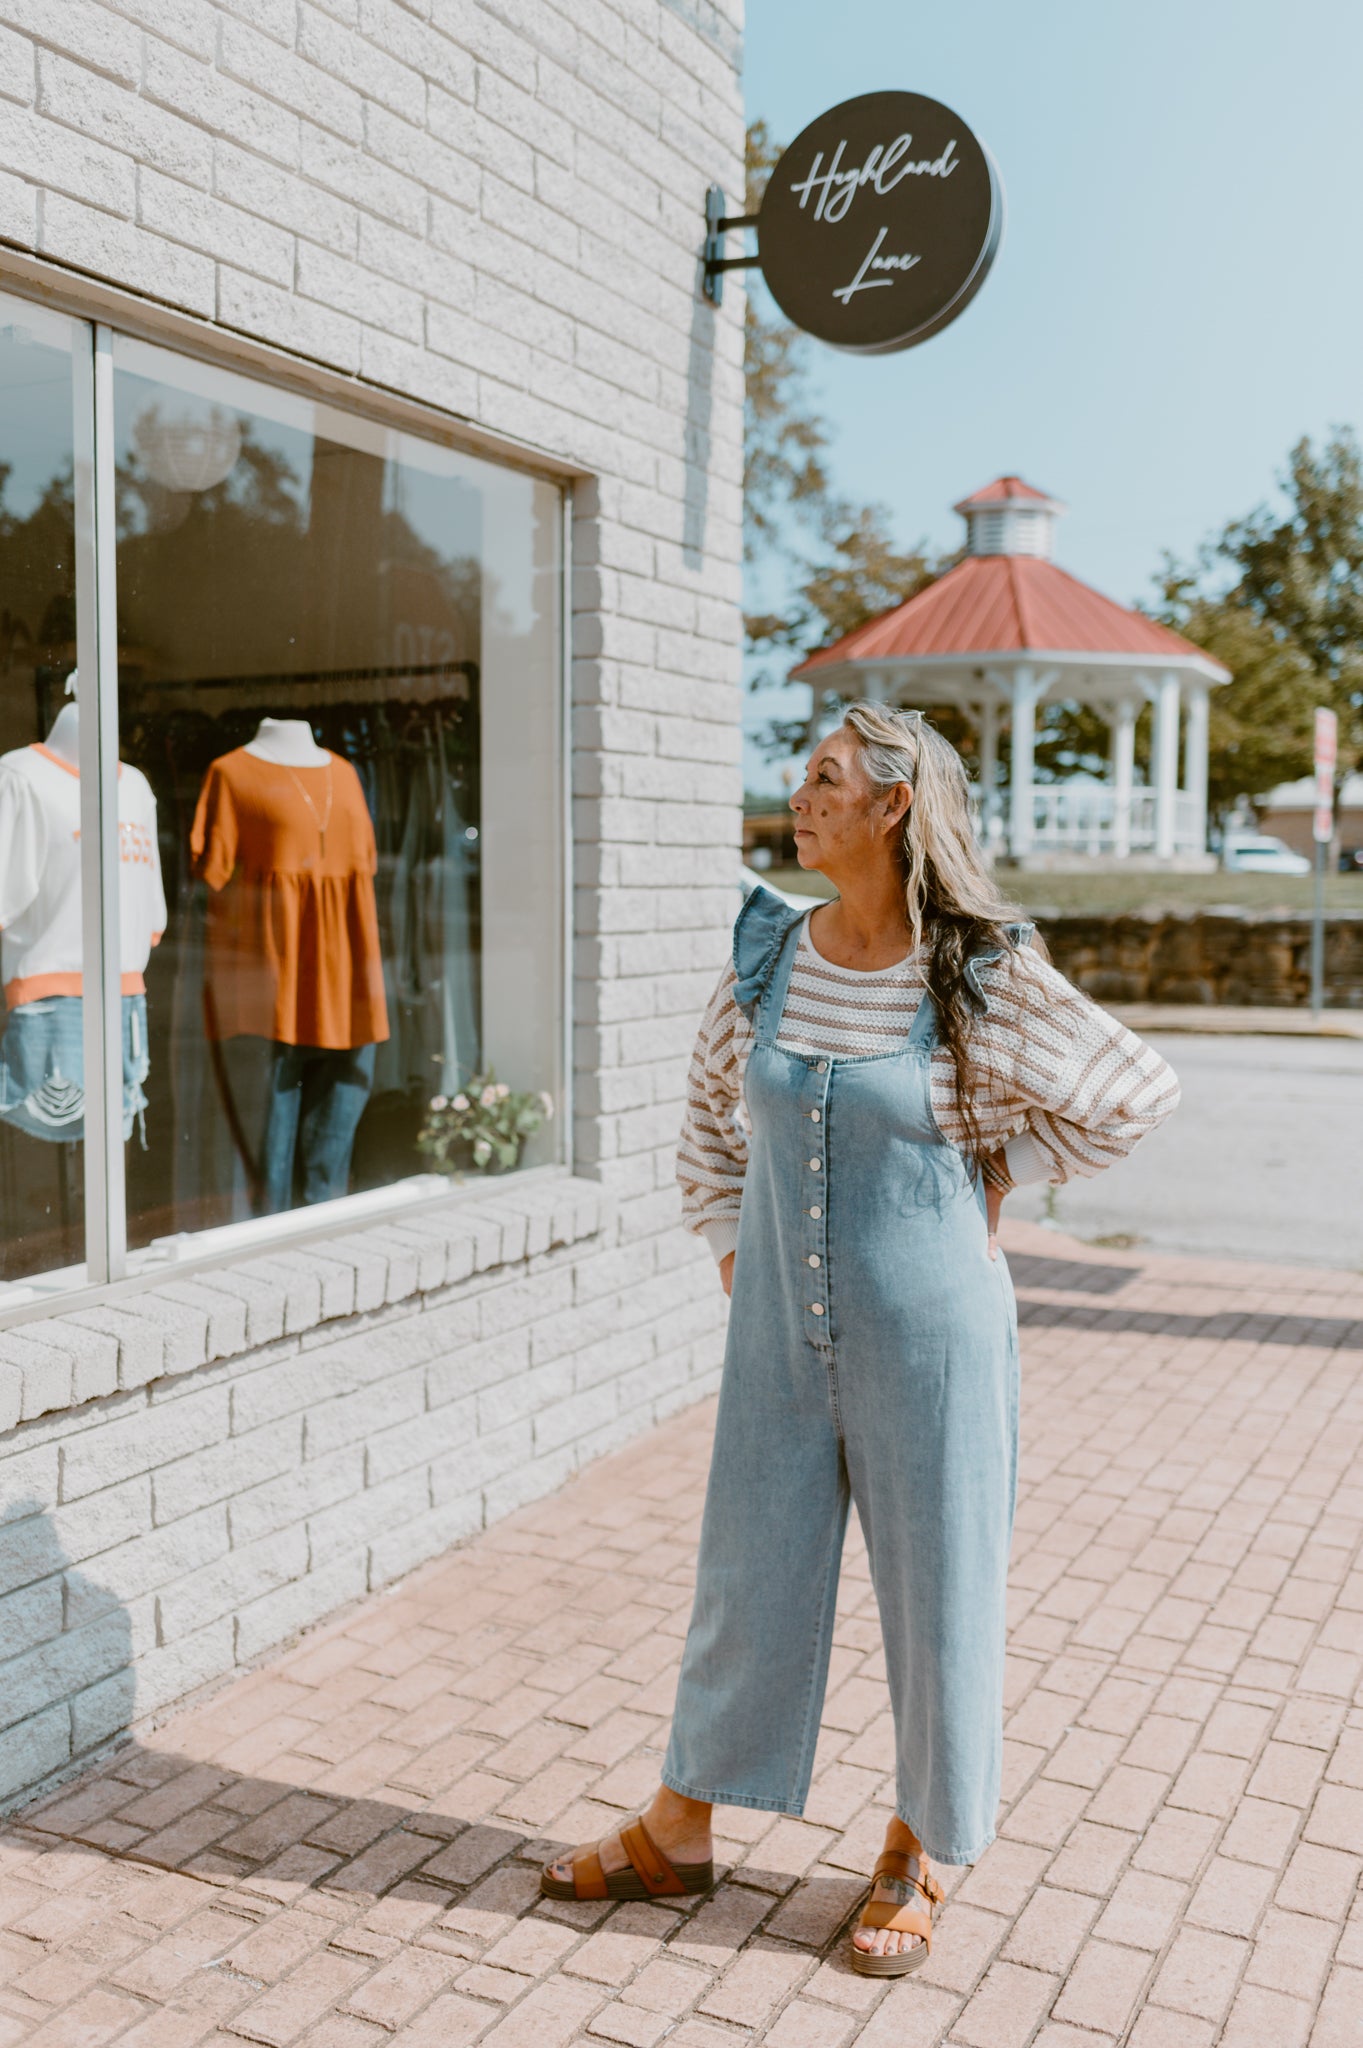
(1035, 910), (1363, 1008)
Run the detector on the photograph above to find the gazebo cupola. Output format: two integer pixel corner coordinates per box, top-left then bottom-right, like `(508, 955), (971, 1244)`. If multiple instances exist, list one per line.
(955, 475), (1064, 561)
(790, 474), (1231, 867)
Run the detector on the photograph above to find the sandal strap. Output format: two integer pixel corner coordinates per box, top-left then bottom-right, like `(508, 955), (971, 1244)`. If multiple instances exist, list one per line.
(871, 1851), (943, 1906)
(573, 1845), (608, 1900)
(859, 1895), (934, 1940)
(619, 1817), (684, 1896)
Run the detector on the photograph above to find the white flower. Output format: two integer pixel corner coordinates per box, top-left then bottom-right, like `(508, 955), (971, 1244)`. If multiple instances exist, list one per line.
(480, 1084), (498, 1107)
(452, 1093), (470, 1112)
(430, 1095), (448, 1111)
(495, 1083), (510, 1099)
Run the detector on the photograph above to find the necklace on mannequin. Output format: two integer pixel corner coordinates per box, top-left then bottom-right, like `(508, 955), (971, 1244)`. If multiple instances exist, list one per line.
(282, 759), (334, 859)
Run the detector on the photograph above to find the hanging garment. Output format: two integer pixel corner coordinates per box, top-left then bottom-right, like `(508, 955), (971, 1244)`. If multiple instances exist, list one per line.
(0, 993), (151, 1145)
(0, 744), (167, 1008)
(191, 747), (389, 1049)
(375, 714), (479, 1098)
(662, 889), (1020, 1866)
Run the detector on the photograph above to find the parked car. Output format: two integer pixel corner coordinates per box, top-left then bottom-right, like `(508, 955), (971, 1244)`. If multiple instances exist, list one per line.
(740, 864), (825, 910)
(1222, 836), (1313, 875)
(1339, 846), (1363, 873)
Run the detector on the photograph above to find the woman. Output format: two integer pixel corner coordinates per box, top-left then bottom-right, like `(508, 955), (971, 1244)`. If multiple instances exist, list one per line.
(542, 704), (1179, 1975)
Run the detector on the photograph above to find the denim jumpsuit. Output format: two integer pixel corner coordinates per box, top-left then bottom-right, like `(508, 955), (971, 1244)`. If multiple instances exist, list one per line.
(663, 888), (1021, 1865)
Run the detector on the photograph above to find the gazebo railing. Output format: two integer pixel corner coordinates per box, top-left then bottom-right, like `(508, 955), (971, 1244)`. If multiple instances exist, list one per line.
(969, 785), (1204, 856)
(1028, 786), (1200, 853)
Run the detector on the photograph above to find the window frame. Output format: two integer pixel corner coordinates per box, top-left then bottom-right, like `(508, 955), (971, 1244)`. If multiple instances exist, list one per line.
(0, 276), (575, 1322)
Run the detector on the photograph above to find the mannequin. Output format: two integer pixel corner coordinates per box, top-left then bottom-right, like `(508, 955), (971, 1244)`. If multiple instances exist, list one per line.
(42, 699), (80, 768)
(192, 722), (388, 1213)
(245, 718), (330, 766)
(0, 668), (166, 1145)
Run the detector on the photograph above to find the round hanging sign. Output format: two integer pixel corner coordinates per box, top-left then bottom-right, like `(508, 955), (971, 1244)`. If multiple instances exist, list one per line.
(757, 91), (1003, 355)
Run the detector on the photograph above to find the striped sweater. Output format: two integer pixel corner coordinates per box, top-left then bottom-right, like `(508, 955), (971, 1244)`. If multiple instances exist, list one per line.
(678, 914), (1180, 1263)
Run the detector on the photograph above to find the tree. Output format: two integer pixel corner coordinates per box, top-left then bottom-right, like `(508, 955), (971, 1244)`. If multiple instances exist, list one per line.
(1151, 428), (1363, 810)
(742, 123), (947, 764)
(1152, 557), (1316, 814)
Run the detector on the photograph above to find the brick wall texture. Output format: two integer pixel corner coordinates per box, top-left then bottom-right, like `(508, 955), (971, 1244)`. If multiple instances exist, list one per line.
(0, 0), (746, 1809)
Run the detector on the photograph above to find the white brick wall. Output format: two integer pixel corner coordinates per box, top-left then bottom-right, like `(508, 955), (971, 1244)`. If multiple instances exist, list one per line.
(0, 1179), (728, 1806)
(0, 0), (744, 1808)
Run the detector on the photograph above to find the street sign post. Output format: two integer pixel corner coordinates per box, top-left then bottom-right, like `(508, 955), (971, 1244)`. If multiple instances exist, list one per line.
(1311, 707), (1337, 1019)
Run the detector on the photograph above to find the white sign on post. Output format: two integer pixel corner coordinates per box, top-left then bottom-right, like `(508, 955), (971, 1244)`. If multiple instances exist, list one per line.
(1314, 707), (1337, 843)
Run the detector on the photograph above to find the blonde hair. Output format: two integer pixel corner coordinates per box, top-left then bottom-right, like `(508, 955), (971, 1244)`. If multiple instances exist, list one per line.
(840, 701), (1023, 1159)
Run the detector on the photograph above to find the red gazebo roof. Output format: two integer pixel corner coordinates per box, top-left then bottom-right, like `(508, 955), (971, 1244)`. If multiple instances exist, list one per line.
(792, 553), (1222, 675)
(953, 474), (1056, 509)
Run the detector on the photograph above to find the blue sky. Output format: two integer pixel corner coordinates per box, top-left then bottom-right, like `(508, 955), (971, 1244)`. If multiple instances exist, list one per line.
(741, 0), (1363, 790)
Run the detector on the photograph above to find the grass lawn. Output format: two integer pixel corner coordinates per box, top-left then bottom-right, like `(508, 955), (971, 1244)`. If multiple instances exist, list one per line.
(759, 864), (1363, 917)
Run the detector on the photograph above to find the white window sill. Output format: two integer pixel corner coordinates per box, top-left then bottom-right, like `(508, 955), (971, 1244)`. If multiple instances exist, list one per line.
(0, 1168), (608, 1432)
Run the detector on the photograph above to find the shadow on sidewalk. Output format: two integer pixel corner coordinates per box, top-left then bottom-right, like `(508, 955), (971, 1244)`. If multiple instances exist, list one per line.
(13, 1737), (875, 1967)
(1016, 1296), (1363, 1348)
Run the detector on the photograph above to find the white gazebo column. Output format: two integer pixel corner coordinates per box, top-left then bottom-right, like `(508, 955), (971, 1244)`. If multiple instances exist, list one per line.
(1008, 667), (1037, 857)
(1111, 700), (1137, 859)
(1152, 669), (1181, 860)
(1183, 681), (1210, 853)
(977, 698), (1000, 845)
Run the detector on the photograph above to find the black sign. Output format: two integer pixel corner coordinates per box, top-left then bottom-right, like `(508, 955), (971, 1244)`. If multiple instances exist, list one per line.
(757, 92), (1002, 355)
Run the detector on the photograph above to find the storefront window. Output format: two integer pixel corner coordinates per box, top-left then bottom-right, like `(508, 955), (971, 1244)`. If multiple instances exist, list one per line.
(0, 300), (85, 1288)
(0, 292), (564, 1307)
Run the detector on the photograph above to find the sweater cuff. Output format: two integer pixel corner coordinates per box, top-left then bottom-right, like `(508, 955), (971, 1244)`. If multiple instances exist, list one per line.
(699, 1216), (741, 1264)
(1004, 1129), (1056, 1189)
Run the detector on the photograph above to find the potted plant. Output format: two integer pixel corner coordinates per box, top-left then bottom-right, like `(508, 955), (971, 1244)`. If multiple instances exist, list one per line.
(417, 1071), (554, 1176)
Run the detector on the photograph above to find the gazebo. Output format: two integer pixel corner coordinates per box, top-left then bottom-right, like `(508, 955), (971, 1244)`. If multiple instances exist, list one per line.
(791, 476), (1231, 864)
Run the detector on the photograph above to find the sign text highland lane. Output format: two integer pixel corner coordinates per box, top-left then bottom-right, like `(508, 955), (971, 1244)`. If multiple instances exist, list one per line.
(756, 91), (1003, 355)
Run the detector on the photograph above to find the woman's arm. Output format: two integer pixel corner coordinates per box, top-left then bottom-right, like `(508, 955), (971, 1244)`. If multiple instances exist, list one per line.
(963, 946), (1181, 1186)
(676, 963), (751, 1271)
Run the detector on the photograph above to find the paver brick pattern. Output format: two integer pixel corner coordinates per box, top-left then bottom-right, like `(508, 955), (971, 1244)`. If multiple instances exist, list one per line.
(2, 1220), (1362, 2046)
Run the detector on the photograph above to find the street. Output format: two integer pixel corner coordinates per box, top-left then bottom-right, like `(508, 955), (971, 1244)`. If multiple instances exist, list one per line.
(1008, 1033), (1363, 1271)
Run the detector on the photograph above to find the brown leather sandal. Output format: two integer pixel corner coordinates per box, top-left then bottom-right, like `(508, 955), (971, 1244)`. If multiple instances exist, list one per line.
(848, 1847), (944, 1977)
(539, 1815), (716, 1902)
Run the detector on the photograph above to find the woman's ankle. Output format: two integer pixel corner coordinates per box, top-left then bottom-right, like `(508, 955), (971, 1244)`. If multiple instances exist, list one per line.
(648, 1785), (713, 1845)
(884, 1814), (924, 1859)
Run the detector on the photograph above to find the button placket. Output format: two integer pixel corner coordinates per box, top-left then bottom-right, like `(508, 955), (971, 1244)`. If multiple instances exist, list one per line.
(802, 1057), (832, 1340)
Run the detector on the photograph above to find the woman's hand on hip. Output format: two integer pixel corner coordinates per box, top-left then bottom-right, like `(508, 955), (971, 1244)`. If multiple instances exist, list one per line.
(719, 1251), (736, 1297)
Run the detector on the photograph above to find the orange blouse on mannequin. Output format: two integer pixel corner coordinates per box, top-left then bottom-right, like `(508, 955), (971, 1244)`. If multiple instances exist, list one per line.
(191, 747), (389, 1050)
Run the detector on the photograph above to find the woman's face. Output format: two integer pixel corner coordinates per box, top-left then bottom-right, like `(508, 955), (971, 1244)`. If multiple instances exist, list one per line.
(789, 729), (909, 873)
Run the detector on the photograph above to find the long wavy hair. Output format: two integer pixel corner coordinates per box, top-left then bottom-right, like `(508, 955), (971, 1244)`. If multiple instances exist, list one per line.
(840, 701), (1027, 1160)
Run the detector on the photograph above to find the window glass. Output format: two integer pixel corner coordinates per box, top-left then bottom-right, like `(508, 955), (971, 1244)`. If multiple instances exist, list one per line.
(110, 336), (563, 1255)
(0, 295), (86, 1290)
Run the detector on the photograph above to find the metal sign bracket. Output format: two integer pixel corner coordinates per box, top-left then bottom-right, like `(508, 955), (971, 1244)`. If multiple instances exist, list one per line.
(702, 186), (761, 304)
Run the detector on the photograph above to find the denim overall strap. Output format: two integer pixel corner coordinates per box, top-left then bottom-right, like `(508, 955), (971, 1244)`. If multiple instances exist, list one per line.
(753, 916), (805, 1049)
(906, 980), (938, 1052)
(731, 884), (805, 1026)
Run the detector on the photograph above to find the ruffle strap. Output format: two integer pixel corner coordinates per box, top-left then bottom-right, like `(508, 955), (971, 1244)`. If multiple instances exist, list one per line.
(731, 884), (806, 1022)
(963, 919), (1036, 1011)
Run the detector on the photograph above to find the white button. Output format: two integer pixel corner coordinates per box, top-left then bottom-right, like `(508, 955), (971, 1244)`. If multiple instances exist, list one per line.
(810, 1108), (821, 1122)
(809, 1204), (822, 1218)
(809, 1302), (825, 1316)
(816, 1061), (828, 1073)
(809, 1157), (821, 1171)
(808, 1254), (821, 1268)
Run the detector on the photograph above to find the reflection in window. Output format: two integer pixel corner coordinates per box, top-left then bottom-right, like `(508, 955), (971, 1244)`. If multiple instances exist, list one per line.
(0, 299), (86, 1286)
(111, 339), (561, 1254)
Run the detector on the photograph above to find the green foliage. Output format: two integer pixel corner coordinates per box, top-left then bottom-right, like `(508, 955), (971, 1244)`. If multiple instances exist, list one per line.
(1150, 427), (1363, 805)
(417, 1072), (553, 1175)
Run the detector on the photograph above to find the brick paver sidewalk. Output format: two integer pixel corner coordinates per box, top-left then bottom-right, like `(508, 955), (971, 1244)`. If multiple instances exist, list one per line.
(3, 1221), (1362, 2048)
